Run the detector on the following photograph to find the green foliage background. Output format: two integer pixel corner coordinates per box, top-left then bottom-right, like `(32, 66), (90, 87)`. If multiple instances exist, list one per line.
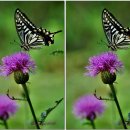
(67, 1), (130, 129)
(0, 1), (64, 129)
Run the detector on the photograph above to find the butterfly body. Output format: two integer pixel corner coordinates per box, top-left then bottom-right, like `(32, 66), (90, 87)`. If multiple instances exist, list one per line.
(102, 9), (130, 51)
(15, 8), (62, 51)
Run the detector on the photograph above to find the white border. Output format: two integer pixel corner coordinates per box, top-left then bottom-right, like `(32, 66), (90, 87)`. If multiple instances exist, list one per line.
(64, 0), (66, 130)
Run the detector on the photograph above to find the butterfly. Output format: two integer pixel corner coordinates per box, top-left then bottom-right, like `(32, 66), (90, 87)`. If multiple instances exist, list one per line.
(102, 8), (130, 51)
(15, 8), (62, 51)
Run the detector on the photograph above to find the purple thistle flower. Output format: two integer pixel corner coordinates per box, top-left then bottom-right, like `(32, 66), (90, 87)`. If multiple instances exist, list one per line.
(73, 95), (105, 120)
(85, 52), (123, 77)
(0, 52), (36, 76)
(0, 95), (18, 120)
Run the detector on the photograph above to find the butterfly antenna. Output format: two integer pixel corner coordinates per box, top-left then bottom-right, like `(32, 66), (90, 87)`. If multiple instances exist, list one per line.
(10, 40), (20, 46)
(53, 30), (62, 35)
(97, 39), (107, 46)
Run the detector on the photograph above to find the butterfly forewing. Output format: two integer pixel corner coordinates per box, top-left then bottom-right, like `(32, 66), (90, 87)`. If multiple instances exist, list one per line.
(102, 9), (130, 51)
(15, 9), (45, 51)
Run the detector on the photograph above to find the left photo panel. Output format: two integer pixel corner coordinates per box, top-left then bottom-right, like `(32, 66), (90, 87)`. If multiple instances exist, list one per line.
(0, 1), (64, 129)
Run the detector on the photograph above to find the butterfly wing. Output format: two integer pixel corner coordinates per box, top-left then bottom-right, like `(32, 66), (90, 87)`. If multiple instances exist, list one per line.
(102, 9), (130, 51)
(15, 8), (46, 51)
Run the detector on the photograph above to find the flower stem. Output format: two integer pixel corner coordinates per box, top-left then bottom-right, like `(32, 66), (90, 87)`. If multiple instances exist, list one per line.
(3, 119), (8, 129)
(109, 84), (127, 129)
(22, 84), (40, 129)
(90, 119), (95, 129)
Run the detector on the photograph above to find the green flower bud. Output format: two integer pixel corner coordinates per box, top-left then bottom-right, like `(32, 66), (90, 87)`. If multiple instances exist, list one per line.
(14, 71), (29, 84)
(101, 71), (116, 84)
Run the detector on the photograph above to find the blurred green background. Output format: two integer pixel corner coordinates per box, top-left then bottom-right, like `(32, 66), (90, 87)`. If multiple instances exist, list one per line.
(67, 1), (130, 129)
(0, 1), (64, 129)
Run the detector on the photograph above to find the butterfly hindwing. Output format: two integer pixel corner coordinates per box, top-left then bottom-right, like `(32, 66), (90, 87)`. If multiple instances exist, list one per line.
(102, 8), (130, 51)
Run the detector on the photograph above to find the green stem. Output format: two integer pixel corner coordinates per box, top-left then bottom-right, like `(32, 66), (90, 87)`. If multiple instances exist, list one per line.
(3, 119), (8, 129)
(109, 84), (127, 129)
(90, 119), (95, 129)
(22, 84), (40, 129)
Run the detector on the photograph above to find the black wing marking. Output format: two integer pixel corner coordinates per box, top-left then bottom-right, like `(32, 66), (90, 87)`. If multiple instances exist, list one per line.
(102, 8), (130, 51)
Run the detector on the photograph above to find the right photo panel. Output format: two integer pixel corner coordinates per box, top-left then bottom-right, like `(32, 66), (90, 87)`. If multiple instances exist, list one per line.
(67, 1), (130, 129)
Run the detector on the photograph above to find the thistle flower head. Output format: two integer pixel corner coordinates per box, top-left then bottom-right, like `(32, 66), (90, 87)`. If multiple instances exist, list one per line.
(0, 52), (36, 76)
(85, 52), (123, 77)
(0, 95), (18, 120)
(73, 95), (105, 120)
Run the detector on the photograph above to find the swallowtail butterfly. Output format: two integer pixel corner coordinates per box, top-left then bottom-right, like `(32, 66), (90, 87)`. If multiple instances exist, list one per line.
(15, 8), (62, 51)
(102, 8), (130, 51)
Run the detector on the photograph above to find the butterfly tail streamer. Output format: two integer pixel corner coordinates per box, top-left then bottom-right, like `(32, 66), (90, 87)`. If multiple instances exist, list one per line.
(53, 30), (62, 35)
